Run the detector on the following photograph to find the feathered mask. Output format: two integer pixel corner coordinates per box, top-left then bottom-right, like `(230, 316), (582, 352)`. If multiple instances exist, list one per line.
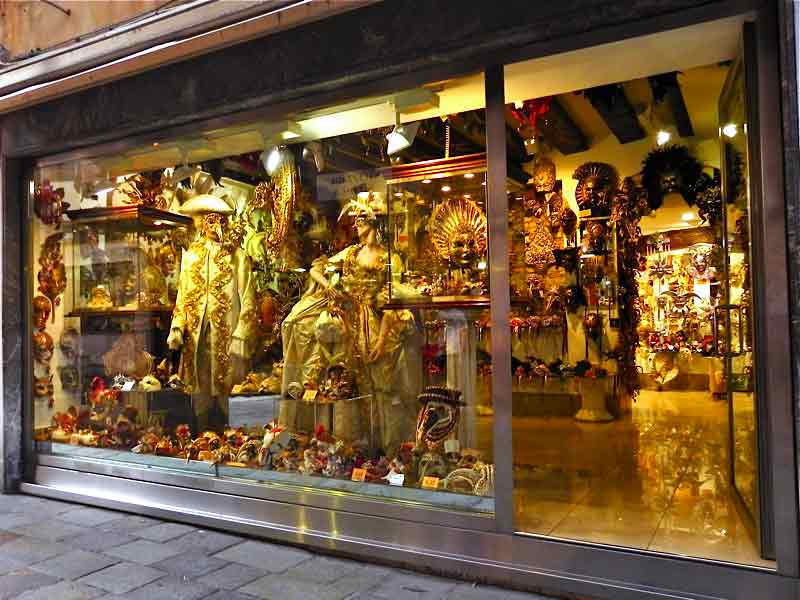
(338, 193), (386, 223)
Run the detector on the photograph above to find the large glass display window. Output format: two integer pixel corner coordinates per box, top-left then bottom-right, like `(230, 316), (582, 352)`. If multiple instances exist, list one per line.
(503, 28), (775, 567)
(29, 72), (498, 513)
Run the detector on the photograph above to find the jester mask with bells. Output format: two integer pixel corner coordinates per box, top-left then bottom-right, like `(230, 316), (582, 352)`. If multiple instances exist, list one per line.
(415, 386), (465, 451)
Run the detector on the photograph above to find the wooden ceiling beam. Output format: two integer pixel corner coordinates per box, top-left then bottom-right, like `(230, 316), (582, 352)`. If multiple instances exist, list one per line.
(649, 72), (694, 138)
(583, 84), (646, 144)
(535, 99), (589, 155)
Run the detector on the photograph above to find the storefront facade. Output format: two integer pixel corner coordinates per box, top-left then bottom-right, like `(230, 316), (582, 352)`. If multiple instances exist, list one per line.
(1, 1), (799, 598)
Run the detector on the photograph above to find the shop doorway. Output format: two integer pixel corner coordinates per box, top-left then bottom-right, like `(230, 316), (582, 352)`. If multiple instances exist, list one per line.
(504, 18), (775, 566)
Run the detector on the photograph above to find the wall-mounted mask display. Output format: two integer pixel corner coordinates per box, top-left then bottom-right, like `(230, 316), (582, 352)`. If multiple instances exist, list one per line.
(32, 296), (51, 331)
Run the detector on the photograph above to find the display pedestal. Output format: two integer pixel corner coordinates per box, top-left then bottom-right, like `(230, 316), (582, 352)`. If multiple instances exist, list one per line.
(574, 378), (614, 422)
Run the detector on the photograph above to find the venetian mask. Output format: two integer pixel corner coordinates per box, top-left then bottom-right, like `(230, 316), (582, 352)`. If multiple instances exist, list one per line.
(415, 386), (464, 450)
(34, 375), (54, 400)
(560, 208), (577, 238)
(202, 213), (227, 242)
(33, 331), (54, 364)
(59, 327), (80, 361)
(120, 270), (137, 298)
(430, 199), (487, 266)
(139, 375), (162, 392)
(449, 232), (480, 268)
(32, 296), (51, 331)
(88, 285), (113, 309)
(574, 162), (618, 213)
(659, 171), (680, 195)
(156, 245), (178, 275)
(58, 366), (79, 391)
(532, 157), (556, 193)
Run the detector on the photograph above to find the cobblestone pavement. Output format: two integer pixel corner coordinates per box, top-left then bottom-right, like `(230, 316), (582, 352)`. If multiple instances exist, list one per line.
(0, 494), (556, 600)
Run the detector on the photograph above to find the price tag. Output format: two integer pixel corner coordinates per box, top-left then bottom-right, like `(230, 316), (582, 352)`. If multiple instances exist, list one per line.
(387, 472), (405, 487)
(421, 476), (440, 490)
(351, 468), (367, 482)
(302, 389), (318, 402)
(122, 380), (136, 392)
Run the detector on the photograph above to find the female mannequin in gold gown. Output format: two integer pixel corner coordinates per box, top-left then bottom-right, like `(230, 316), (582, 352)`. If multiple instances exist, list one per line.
(280, 196), (420, 454)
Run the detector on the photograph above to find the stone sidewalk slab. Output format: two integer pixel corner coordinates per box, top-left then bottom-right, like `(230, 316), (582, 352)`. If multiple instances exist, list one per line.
(0, 494), (557, 600)
(75, 561), (166, 594)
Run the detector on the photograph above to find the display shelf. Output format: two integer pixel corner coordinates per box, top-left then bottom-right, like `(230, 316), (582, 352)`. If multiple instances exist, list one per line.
(44, 442), (495, 513)
(66, 205), (192, 228)
(68, 307), (175, 318)
(384, 296), (489, 310)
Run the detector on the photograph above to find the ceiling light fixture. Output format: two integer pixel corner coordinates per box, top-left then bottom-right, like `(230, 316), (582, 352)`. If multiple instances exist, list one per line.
(261, 146), (285, 176)
(422, 179), (432, 184)
(86, 171), (116, 196)
(441, 185), (451, 192)
(386, 108), (420, 156)
(464, 173), (475, 179)
(656, 130), (672, 146)
(722, 123), (738, 138)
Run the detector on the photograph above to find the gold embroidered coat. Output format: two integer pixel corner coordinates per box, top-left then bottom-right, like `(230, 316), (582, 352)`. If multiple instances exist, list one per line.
(170, 238), (256, 396)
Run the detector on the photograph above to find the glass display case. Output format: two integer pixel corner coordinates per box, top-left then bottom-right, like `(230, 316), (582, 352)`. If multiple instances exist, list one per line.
(65, 206), (191, 315)
(384, 154), (490, 306)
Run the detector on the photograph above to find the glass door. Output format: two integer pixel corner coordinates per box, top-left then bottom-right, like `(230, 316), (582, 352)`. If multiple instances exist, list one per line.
(717, 33), (773, 559)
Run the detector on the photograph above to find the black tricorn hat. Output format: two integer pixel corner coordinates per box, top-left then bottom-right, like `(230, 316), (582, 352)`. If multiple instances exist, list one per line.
(417, 386), (465, 406)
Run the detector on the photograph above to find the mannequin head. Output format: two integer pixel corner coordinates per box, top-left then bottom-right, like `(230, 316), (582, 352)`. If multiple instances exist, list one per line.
(202, 213), (227, 243)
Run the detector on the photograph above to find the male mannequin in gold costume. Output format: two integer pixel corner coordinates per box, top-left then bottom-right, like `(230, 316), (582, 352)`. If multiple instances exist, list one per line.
(168, 194), (257, 426)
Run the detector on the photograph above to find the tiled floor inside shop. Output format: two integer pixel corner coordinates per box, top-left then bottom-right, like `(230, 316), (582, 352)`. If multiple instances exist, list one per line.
(513, 390), (773, 567)
(0, 494), (549, 600)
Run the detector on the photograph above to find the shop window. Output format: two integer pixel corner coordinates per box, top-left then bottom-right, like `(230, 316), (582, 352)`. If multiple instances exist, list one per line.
(504, 33), (772, 567)
(29, 73), (496, 512)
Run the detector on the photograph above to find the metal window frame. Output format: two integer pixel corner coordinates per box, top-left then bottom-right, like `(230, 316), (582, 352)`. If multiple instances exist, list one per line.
(5, 0), (799, 597)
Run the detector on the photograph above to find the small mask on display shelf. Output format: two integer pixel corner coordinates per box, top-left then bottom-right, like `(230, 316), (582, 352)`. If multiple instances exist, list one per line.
(58, 366), (80, 392)
(59, 327), (80, 362)
(34, 375), (55, 407)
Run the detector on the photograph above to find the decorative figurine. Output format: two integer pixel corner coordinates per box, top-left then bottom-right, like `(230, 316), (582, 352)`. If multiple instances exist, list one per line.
(87, 285), (113, 309)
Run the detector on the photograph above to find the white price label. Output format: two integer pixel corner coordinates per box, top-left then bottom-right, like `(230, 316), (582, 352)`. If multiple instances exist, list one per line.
(387, 472), (405, 486)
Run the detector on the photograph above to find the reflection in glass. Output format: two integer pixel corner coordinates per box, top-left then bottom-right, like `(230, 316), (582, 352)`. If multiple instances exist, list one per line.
(30, 74), (495, 513)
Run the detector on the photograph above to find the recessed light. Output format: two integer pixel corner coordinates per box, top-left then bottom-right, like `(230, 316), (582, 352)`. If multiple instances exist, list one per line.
(464, 173), (475, 179)
(722, 123), (738, 138)
(656, 130), (672, 146)
(441, 185), (451, 192)
(463, 194), (471, 199)
(422, 179), (432, 184)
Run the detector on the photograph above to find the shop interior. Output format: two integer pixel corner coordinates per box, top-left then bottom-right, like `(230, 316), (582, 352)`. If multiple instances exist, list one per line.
(503, 17), (770, 567)
(27, 15), (770, 568)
